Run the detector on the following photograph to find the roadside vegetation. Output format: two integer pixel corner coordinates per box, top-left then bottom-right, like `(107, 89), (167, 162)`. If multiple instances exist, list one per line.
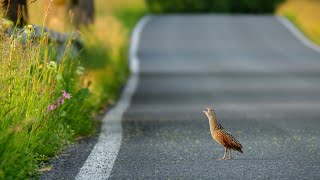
(2, 0), (318, 178)
(277, 0), (320, 45)
(145, 0), (283, 13)
(81, 0), (146, 111)
(0, 0), (146, 178)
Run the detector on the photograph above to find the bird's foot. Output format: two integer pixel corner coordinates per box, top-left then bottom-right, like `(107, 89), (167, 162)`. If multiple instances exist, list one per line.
(225, 157), (232, 160)
(218, 157), (226, 160)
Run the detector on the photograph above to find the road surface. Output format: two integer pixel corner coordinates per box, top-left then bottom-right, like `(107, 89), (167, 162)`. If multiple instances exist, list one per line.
(108, 15), (320, 179)
(45, 15), (320, 180)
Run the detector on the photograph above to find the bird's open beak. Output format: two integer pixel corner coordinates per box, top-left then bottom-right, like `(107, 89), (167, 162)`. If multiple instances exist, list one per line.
(203, 106), (209, 114)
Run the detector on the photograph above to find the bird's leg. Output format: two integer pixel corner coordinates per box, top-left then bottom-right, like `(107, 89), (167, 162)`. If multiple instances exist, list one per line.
(219, 147), (227, 160)
(226, 149), (232, 160)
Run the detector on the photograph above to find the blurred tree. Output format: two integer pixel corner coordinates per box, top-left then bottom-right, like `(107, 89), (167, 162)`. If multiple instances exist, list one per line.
(1, 0), (28, 27)
(44, 0), (69, 32)
(44, 0), (94, 31)
(69, 0), (94, 29)
(145, 0), (283, 14)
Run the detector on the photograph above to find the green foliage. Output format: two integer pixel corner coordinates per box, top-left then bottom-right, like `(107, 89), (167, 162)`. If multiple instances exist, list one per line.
(80, 41), (111, 70)
(0, 1), (145, 178)
(80, 32), (129, 112)
(79, 7), (147, 112)
(0, 31), (94, 178)
(116, 8), (150, 30)
(145, 0), (284, 14)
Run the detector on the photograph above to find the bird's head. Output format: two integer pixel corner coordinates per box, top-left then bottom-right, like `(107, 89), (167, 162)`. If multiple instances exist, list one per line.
(202, 106), (216, 118)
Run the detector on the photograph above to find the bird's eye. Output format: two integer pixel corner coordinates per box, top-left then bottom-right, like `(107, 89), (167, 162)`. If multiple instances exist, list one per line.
(210, 110), (213, 111)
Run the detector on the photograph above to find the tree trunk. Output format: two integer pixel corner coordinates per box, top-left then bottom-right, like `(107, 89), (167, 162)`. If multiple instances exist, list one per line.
(1, 0), (28, 27)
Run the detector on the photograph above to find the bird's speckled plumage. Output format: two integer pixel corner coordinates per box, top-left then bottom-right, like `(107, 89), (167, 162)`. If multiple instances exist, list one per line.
(203, 106), (243, 160)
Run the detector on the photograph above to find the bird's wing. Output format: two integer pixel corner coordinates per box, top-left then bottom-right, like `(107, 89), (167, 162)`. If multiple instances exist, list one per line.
(220, 129), (243, 150)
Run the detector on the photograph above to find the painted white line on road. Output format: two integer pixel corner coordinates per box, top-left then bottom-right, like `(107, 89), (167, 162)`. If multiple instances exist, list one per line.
(130, 16), (152, 74)
(276, 16), (320, 54)
(75, 15), (152, 180)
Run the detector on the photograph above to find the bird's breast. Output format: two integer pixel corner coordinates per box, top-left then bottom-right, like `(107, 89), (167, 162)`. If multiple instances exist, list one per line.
(212, 130), (226, 147)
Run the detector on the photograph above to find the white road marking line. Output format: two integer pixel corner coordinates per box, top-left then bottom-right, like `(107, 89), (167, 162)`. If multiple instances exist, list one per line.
(75, 15), (152, 180)
(130, 16), (152, 74)
(276, 16), (320, 53)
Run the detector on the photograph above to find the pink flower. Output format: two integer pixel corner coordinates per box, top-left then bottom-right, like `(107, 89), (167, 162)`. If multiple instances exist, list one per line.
(57, 97), (65, 105)
(62, 90), (72, 99)
(47, 104), (57, 112)
(47, 90), (72, 113)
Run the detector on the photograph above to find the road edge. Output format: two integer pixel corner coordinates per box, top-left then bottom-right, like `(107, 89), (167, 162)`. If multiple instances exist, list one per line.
(75, 15), (152, 180)
(276, 16), (320, 53)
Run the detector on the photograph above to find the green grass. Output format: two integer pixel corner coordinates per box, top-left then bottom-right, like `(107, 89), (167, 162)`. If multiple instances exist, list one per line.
(0, 1), (146, 178)
(80, 40), (130, 111)
(115, 8), (147, 30)
(277, 0), (320, 45)
(0, 30), (94, 178)
(80, 7), (147, 112)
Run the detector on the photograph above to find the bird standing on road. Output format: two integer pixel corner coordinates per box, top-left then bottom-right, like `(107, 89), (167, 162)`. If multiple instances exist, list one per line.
(203, 106), (243, 160)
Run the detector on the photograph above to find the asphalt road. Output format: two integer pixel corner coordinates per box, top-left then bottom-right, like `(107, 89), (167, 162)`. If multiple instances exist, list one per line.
(109, 15), (320, 179)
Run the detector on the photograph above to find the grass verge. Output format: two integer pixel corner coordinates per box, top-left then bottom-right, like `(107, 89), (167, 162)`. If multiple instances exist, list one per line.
(277, 0), (320, 45)
(0, 28), (93, 178)
(0, 0), (146, 178)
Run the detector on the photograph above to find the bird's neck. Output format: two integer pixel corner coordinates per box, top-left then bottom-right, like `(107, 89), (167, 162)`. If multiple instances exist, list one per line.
(208, 116), (220, 131)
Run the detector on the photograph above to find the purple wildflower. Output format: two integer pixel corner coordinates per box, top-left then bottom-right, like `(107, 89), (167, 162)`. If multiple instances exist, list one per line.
(47, 90), (72, 113)
(57, 97), (65, 105)
(62, 90), (72, 99)
(47, 104), (57, 112)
